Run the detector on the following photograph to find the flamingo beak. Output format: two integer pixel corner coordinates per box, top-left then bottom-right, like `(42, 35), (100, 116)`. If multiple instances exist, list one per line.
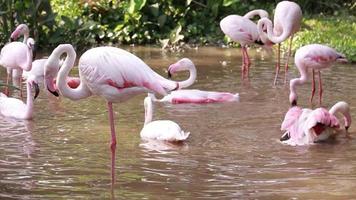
(10, 37), (15, 42)
(32, 44), (37, 60)
(47, 86), (59, 97)
(291, 100), (297, 107)
(280, 132), (290, 141)
(34, 82), (40, 100)
(168, 70), (172, 79)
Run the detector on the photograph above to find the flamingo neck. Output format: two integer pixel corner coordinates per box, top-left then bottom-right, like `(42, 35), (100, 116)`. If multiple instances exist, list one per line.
(54, 44), (91, 100)
(289, 65), (308, 105)
(144, 97), (153, 125)
(177, 63), (197, 89)
(23, 43), (33, 71)
(329, 102), (352, 128)
(244, 9), (268, 19)
(23, 33), (29, 43)
(24, 81), (34, 119)
(257, 17), (290, 44)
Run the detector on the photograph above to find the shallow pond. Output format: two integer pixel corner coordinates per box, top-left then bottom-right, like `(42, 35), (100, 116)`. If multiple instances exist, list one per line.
(0, 46), (355, 199)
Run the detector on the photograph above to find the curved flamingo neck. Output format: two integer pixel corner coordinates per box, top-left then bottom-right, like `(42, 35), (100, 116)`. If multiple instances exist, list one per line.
(144, 97), (153, 125)
(289, 64), (308, 105)
(53, 44), (91, 100)
(23, 41), (33, 71)
(24, 81), (34, 119)
(257, 17), (290, 44)
(244, 9), (268, 19)
(177, 63), (197, 89)
(329, 102), (352, 128)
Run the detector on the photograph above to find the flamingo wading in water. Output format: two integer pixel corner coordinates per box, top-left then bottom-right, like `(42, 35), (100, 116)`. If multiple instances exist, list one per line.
(280, 101), (351, 146)
(140, 95), (190, 142)
(45, 44), (182, 184)
(0, 77), (39, 120)
(151, 58), (239, 104)
(257, 1), (302, 85)
(289, 44), (347, 106)
(220, 9), (271, 77)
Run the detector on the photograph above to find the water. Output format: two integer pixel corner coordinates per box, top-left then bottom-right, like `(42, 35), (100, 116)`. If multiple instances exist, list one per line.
(0, 46), (355, 199)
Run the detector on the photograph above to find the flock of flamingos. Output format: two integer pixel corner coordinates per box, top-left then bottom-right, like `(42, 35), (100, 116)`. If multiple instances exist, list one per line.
(0, 1), (352, 182)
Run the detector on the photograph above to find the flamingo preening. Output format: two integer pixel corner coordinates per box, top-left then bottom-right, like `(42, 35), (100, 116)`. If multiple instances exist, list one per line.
(44, 44), (184, 184)
(257, 1), (302, 85)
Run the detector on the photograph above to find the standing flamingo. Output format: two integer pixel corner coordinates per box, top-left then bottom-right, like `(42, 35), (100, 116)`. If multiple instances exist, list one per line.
(151, 58), (239, 104)
(280, 101), (351, 146)
(0, 77), (39, 120)
(257, 1), (302, 85)
(44, 44), (182, 184)
(220, 9), (272, 77)
(289, 44), (348, 106)
(0, 36), (34, 96)
(140, 95), (190, 142)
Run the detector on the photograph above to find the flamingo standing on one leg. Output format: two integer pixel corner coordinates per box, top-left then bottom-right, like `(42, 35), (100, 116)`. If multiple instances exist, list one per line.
(0, 37), (34, 96)
(280, 101), (351, 146)
(0, 77), (40, 120)
(220, 9), (272, 78)
(140, 95), (190, 142)
(289, 44), (348, 106)
(44, 44), (182, 184)
(257, 1), (302, 85)
(150, 58), (239, 104)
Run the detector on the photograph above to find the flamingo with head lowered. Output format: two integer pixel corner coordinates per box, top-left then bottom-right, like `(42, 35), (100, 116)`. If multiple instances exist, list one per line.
(150, 58), (239, 104)
(289, 44), (348, 106)
(280, 101), (351, 146)
(140, 95), (190, 142)
(0, 77), (40, 120)
(257, 1), (302, 85)
(44, 44), (183, 184)
(220, 9), (272, 77)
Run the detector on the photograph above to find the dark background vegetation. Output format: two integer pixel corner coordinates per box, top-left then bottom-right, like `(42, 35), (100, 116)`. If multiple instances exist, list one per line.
(0, 0), (355, 60)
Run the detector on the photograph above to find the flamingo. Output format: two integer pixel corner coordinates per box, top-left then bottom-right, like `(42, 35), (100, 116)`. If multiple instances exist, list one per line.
(0, 77), (40, 120)
(280, 101), (351, 146)
(220, 9), (272, 77)
(289, 44), (348, 106)
(0, 36), (34, 96)
(151, 58), (239, 103)
(257, 1), (302, 85)
(44, 44), (182, 183)
(23, 58), (80, 91)
(140, 95), (190, 142)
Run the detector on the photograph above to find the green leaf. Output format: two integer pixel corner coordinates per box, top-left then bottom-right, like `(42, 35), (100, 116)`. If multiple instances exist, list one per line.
(149, 3), (159, 17)
(128, 0), (147, 14)
(223, 0), (239, 7)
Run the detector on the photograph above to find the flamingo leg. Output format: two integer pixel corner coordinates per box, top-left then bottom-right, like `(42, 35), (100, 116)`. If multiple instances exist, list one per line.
(284, 35), (294, 85)
(310, 70), (316, 105)
(5, 73), (10, 96)
(20, 77), (23, 99)
(318, 71), (322, 106)
(241, 47), (248, 79)
(107, 102), (117, 186)
(273, 43), (281, 85)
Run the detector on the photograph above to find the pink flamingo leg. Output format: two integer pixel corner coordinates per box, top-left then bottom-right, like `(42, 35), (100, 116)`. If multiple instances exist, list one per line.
(273, 43), (281, 85)
(310, 70), (316, 105)
(318, 71), (322, 106)
(107, 102), (117, 186)
(20, 77), (23, 99)
(241, 47), (247, 78)
(284, 35), (294, 84)
(5, 73), (10, 96)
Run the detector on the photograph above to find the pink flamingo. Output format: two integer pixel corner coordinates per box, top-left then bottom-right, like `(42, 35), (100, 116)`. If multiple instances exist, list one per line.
(280, 101), (351, 146)
(220, 9), (272, 76)
(289, 44), (348, 106)
(23, 58), (80, 92)
(151, 58), (239, 103)
(44, 44), (182, 183)
(0, 34), (34, 96)
(257, 1), (302, 85)
(0, 77), (39, 120)
(140, 95), (190, 142)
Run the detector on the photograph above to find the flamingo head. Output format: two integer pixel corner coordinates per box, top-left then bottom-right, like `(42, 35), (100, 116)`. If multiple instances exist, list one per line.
(10, 24), (29, 41)
(336, 53), (348, 63)
(44, 58), (63, 97)
(27, 77), (40, 100)
(167, 58), (194, 78)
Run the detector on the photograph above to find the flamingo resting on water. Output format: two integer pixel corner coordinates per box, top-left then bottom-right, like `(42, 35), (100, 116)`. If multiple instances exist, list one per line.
(0, 37), (34, 96)
(0, 77), (39, 120)
(44, 44), (182, 184)
(257, 1), (302, 85)
(280, 101), (351, 146)
(289, 44), (348, 106)
(150, 58), (239, 103)
(140, 95), (190, 142)
(220, 9), (272, 77)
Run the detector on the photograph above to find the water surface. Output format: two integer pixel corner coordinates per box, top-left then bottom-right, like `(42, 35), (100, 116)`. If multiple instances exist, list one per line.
(0, 46), (356, 199)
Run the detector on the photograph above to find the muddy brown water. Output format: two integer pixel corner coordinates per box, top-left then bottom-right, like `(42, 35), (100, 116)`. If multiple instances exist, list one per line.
(0, 46), (355, 199)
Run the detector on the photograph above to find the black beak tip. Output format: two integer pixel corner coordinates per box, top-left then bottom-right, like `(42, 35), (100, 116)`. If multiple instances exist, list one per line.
(291, 100), (297, 107)
(34, 83), (40, 100)
(167, 71), (172, 79)
(346, 126), (349, 131)
(280, 133), (290, 141)
(47, 86), (59, 97)
(10, 37), (15, 42)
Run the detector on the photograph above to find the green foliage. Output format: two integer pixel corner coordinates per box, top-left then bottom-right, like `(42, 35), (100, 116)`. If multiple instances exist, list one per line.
(293, 16), (356, 62)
